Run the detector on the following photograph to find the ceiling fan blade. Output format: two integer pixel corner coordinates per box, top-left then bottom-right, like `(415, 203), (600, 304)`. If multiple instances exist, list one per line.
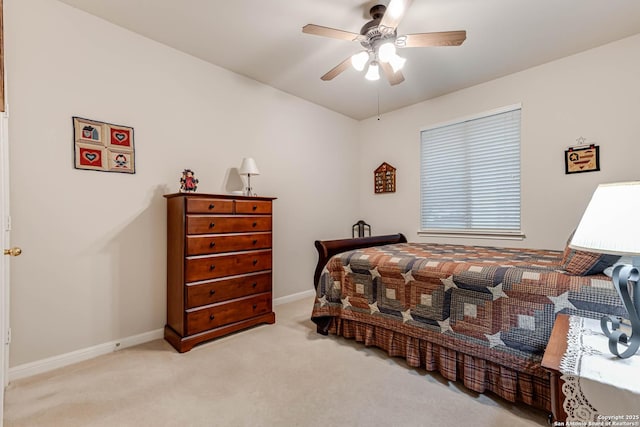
(399, 31), (467, 48)
(302, 24), (363, 42)
(379, 0), (413, 33)
(321, 57), (353, 81)
(380, 62), (405, 86)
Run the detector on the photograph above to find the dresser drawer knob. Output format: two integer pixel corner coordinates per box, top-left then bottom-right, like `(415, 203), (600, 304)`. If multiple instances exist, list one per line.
(209, 314), (215, 320)
(209, 265), (216, 271)
(209, 242), (216, 248)
(209, 222), (215, 228)
(252, 239), (258, 245)
(252, 205), (257, 211)
(252, 259), (258, 266)
(252, 304), (257, 310)
(209, 289), (216, 295)
(209, 204), (215, 210)
(252, 282), (257, 288)
(252, 222), (257, 227)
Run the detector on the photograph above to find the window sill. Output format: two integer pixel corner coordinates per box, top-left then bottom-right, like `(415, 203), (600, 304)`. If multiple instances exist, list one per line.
(417, 230), (526, 241)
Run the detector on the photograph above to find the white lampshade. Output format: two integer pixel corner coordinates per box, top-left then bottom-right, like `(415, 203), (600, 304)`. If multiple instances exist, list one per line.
(570, 181), (640, 256)
(389, 53), (406, 73)
(378, 42), (396, 63)
(351, 51), (369, 71)
(365, 62), (380, 81)
(239, 157), (260, 176)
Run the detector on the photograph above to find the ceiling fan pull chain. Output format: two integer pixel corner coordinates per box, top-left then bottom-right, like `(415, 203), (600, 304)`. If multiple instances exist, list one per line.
(377, 86), (381, 121)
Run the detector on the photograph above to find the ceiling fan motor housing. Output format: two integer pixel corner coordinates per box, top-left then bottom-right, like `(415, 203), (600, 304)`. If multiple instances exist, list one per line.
(360, 5), (396, 52)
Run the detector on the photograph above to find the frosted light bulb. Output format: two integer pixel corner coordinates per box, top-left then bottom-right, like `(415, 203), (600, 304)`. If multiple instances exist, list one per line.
(365, 62), (380, 81)
(389, 54), (406, 73)
(351, 51), (369, 71)
(378, 42), (396, 63)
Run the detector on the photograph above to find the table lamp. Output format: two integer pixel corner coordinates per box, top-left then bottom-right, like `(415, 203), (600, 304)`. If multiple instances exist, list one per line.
(239, 157), (260, 197)
(570, 181), (640, 358)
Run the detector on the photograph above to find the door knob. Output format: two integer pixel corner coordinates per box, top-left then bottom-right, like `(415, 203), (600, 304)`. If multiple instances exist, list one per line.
(4, 247), (22, 257)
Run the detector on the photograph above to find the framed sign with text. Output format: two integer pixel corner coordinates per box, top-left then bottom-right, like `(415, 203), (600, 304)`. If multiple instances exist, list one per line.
(565, 144), (599, 174)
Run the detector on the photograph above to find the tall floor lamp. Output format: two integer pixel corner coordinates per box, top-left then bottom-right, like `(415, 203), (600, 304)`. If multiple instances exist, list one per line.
(570, 181), (640, 358)
(239, 157), (260, 197)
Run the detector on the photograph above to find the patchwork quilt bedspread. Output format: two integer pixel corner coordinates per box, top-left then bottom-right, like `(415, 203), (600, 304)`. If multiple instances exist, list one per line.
(311, 242), (627, 375)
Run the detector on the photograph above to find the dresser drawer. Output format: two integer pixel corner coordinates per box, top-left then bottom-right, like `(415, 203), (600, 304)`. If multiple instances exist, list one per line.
(185, 250), (272, 282)
(186, 232), (272, 256)
(235, 200), (272, 215)
(186, 198), (234, 214)
(186, 293), (272, 335)
(186, 216), (272, 234)
(186, 272), (272, 308)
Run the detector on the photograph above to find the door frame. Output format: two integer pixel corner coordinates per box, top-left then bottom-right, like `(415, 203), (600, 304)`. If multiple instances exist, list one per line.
(1, 0), (8, 422)
(0, 106), (7, 423)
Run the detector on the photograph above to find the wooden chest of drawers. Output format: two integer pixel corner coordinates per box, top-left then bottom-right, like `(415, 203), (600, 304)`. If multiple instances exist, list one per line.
(164, 193), (276, 352)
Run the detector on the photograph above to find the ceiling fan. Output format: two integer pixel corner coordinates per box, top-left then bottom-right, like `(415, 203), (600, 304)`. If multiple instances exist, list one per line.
(302, 0), (466, 85)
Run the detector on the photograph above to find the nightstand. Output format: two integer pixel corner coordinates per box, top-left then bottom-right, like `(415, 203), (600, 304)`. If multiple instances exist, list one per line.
(541, 313), (570, 424)
(542, 313), (640, 425)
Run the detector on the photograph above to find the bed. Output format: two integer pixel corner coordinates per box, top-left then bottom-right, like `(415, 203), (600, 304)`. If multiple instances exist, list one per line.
(311, 234), (627, 415)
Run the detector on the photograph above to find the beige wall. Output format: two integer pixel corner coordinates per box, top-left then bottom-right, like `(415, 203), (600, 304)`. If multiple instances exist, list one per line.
(358, 34), (640, 251)
(6, 0), (640, 370)
(5, 0), (359, 366)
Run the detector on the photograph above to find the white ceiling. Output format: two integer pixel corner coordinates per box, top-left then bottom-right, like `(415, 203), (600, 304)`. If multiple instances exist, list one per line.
(56, 0), (640, 121)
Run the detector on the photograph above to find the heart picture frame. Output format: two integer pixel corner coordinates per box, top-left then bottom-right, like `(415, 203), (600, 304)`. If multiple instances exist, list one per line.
(73, 116), (135, 173)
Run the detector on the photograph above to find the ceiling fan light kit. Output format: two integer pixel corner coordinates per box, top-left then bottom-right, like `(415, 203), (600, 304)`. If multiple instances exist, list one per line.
(302, 0), (466, 86)
(365, 61), (380, 81)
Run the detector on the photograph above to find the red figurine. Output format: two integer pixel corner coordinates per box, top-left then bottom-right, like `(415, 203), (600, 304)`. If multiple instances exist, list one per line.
(180, 169), (199, 192)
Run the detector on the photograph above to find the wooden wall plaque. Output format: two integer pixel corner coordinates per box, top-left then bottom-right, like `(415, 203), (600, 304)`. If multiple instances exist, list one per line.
(374, 162), (396, 194)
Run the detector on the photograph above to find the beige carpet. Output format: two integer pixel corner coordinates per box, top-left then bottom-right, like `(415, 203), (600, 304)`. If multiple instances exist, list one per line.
(4, 296), (548, 426)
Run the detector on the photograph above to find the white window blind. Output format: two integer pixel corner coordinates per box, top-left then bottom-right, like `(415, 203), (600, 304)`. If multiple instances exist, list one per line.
(420, 106), (521, 237)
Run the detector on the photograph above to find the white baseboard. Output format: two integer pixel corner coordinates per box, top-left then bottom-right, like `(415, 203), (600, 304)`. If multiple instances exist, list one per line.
(8, 290), (316, 382)
(273, 289), (315, 306)
(8, 328), (164, 382)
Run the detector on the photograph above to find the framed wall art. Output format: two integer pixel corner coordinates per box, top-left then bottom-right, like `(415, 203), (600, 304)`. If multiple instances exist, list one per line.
(374, 162), (396, 193)
(565, 144), (599, 174)
(73, 116), (135, 173)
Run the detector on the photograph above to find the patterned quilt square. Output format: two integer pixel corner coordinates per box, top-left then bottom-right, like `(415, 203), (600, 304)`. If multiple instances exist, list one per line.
(343, 252), (376, 272)
(376, 276), (406, 313)
(502, 269), (570, 296)
(343, 271), (375, 307)
(449, 288), (497, 340)
(409, 280), (452, 321)
(454, 266), (509, 290)
(565, 283), (629, 319)
(497, 292), (554, 354)
(316, 260), (345, 303)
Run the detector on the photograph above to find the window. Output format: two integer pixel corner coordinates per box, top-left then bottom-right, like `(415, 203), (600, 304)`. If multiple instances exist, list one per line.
(419, 105), (522, 239)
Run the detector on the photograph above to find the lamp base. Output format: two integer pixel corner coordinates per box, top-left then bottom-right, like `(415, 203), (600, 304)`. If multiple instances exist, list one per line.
(600, 263), (640, 358)
(244, 174), (257, 197)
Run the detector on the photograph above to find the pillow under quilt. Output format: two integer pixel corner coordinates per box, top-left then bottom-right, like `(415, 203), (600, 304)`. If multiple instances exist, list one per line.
(561, 230), (620, 276)
(562, 249), (620, 275)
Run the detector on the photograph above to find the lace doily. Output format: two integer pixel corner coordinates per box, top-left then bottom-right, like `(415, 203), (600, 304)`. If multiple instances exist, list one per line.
(560, 316), (602, 422)
(558, 316), (640, 422)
